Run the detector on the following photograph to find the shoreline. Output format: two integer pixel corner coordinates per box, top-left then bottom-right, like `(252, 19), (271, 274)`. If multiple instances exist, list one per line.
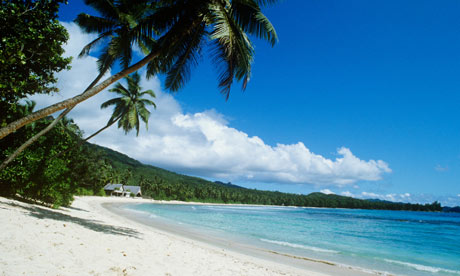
(113, 197), (442, 214)
(0, 196), (378, 275)
(102, 197), (379, 276)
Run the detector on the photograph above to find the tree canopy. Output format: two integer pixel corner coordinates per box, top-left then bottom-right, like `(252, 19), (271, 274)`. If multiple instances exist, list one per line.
(102, 72), (156, 136)
(0, 0), (71, 106)
(0, 0), (279, 140)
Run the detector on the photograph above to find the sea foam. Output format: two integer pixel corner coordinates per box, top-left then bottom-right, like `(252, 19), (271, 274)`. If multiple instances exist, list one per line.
(260, 238), (339, 254)
(383, 259), (460, 275)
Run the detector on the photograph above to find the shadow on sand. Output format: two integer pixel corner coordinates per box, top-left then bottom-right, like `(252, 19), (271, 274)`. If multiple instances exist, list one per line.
(3, 201), (141, 239)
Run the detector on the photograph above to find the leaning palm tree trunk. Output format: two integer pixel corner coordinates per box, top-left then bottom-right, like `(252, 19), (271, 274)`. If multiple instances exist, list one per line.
(0, 50), (160, 140)
(81, 115), (121, 142)
(0, 13), (204, 170)
(0, 108), (72, 170)
(0, 69), (107, 170)
(52, 114), (123, 161)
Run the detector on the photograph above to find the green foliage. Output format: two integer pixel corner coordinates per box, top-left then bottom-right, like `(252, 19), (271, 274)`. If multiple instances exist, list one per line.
(95, 187), (107, 197)
(101, 72), (156, 136)
(85, 143), (442, 212)
(0, 112), (78, 207)
(0, 101), (442, 212)
(0, 103), (112, 207)
(75, 0), (157, 74)
(76, 0), (278, 99)
(0, 0), (71, 107)
(75, 188), (94, 196)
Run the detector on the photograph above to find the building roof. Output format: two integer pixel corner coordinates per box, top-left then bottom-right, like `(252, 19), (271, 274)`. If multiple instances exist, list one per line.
(123, 185), (141, 195)
(103, 183), (123, 191)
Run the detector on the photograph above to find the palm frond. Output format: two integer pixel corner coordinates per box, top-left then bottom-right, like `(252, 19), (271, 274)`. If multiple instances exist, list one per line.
(209, 3), (254, 99)
(78, 31), (113, 58)
(146, 0), (208, 79)
(100, 98), (122, 109)
(75, 13), (117, 34)
(96, 46), (116, 74)
(164, 22), (206, 91)
(127, 73), (141, 92)
(108, 82), (130, 97)
(137, 104), (151, 127)
(139, 89), (156, 99)
(231, 0), (278, 46)
(101, 72), (156, 136)
(121, 30), (133, 69)
(83, 0), (119, 20)
(138, 98), (157, 108)
(106, 36), (128, 69)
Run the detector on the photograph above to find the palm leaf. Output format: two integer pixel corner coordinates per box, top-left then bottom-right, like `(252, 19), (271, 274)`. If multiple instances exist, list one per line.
(75, 13), (117, 34)
(78, 30), (113, 58)
(100, 98), (122, 109)
(231, 0), (278, 46)
(139, 89), (156, 99)
(138, 98), (156, 108)
(83, 0), (119, 20)
(164, 22), (206, 91)
(209, 3), (254, 98)
(109, 82), (130, 97)
(96, 46), (116, 74)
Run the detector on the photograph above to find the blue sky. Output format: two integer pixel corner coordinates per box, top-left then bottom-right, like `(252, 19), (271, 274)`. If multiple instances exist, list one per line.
(53, 0), (460, 205)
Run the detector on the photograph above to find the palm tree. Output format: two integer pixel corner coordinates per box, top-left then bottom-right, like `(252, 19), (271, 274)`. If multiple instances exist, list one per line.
(53, 72), (156, 159)
(87, 72), (156, 139)
(0, 0), (278, 168)
(0, 0), (158, 169)
(1, 0), (278, 139)
(0, 104), (76, 170)
(75, 0), (158, 79)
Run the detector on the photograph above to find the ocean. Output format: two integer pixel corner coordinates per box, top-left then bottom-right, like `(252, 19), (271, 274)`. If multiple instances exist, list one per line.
(124, 203), (460, 276)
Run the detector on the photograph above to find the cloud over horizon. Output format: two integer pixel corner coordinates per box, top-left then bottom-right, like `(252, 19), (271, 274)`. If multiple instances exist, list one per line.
(31, 22), (391, 187)
(337, 190), (460, 206)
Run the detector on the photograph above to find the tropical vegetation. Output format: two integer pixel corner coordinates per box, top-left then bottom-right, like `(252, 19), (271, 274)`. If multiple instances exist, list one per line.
(0, 101), (109, 207)
(0, 0), (278, 158)
(91, 144), (442, 211)
(0, 0), (71, 110)
(0, 1), (447, 212)
(55, 72), (156, 159)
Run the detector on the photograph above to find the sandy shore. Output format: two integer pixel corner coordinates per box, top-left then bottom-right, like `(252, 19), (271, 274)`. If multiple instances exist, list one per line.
(0, 196), (375, 276)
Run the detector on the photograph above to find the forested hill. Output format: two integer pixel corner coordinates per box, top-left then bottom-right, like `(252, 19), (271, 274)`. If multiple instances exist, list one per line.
(86, 142), (442, 212)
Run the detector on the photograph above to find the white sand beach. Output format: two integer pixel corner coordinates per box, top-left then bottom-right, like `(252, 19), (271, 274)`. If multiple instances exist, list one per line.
(0, 196), (375, 276)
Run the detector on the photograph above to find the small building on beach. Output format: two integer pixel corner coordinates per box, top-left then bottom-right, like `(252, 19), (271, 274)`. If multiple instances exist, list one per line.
(123, 185), (142, 197)
(103, 184), (142, 197)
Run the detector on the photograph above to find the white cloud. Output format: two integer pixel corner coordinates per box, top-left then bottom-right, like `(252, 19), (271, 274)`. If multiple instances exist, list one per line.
(401, 193), (411, 198)
(341, 191), (354, 197)
(29, 22), (115, 136)
(359, 192), (412, 202)
(361, 192), (380, 198)
(320, 189), (334, 195)
(341, 191), (459, 206)
(435, 165), (449, 172)
(31, 22), (392, 187)
(95, 112), (391, 186)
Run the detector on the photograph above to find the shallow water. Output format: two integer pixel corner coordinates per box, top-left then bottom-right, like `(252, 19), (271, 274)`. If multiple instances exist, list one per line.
(125, 203), (460, 276)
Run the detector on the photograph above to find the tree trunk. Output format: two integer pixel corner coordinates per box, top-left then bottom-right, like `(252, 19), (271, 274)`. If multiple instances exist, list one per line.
(0, 69), (109, 171)
(0, 108), (72, 170)
(82, 118), (119, 142)
(0, 15), (204, 141)
(52, 114), (122, 160)
(0, 51), (160, 140)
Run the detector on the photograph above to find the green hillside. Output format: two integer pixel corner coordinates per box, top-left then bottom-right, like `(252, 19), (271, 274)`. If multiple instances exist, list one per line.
(87, 142), (441, 211)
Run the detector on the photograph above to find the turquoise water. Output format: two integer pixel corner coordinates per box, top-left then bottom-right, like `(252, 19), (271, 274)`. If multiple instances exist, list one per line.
(126, 203), (460, 276)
